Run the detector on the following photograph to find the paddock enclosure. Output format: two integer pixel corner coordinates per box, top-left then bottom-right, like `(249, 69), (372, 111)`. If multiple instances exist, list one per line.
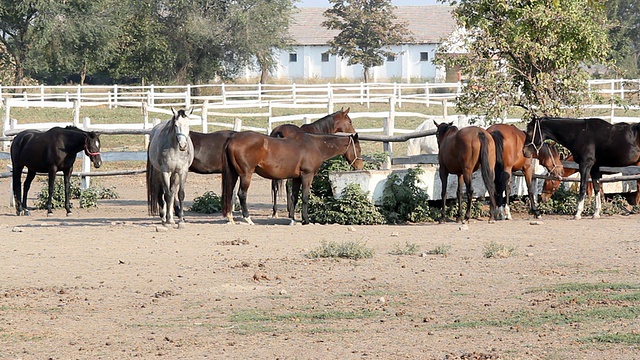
(0, 174), (639, 359)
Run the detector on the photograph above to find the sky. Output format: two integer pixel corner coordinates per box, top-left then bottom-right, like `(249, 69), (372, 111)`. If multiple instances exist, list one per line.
(297, 0), (440, 7)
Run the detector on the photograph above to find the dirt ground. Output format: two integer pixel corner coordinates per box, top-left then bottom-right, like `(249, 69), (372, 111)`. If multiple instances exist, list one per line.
(1, 173), (640, 360)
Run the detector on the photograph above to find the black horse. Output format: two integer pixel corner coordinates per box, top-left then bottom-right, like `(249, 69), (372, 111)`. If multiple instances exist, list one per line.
(11, 126), (102, 216)
(523, 117), (640, 219)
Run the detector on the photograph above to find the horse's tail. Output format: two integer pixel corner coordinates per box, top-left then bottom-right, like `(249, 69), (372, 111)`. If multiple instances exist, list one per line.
(146, 155), (160, 216)
(221, 137), (238, 217)
(479, 131), (497, 212)
(490, 130), (505, 207)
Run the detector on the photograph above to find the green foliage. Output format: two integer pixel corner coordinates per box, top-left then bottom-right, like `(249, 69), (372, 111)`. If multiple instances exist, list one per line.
(308, 184), (386, 225)
(436, 0), (611, 121)
(190, 191), (222, 214)
(36, 178), (119, 209)
(483, 241), (516, 259)
(306, 240), (374, 260)
(427, 244), (451, 256)
(444, 198), (486, 220)
(389, 242), (421, 256)
(380, 167), (434, 223)
(536, 187), (634, 216)
(323, 0), (413, 82)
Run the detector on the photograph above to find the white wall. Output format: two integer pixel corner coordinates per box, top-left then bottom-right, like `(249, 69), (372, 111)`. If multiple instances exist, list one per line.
(266, 44), (444, 82)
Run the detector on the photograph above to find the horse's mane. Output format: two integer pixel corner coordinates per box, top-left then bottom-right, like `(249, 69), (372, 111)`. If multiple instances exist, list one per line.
(301, 109), (343, 133)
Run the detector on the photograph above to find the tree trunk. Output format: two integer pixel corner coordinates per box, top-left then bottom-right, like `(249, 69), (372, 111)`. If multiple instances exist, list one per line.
(363, 67), (370, 83)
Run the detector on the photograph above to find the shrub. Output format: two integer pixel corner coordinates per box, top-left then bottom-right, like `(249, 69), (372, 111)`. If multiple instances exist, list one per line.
(308, 184), (386, 225)
(36, 178), (119, 209)
(190, 191), (222, 214)
(427, 244), (451, 256)
(380, 167), (434, 223)
(483, 241), (516, 259)
(306, 240), (374, 260)
(390, 242), (421, 255)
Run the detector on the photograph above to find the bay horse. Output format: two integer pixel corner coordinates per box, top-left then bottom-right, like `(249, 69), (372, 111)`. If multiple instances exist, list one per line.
(10, 126), (102, 216)
(523, 117), (640, 219)
(487, 124), (564, 219)
(434, 121), (497, 223)
(221, 131), (362, 225)
(269, 107), (359, 217)
(146, 108), (194, 226)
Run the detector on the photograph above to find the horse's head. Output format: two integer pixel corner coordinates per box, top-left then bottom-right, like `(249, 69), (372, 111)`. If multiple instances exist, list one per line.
(333, 107), (356, 134)
(433, 120), (455, 146)
(523, 118), (544, 158)
(171, 107), (192, 151)
(84, 132), (102, 168)
(344, 133), (364, 170)
(539, 142), (563, 180)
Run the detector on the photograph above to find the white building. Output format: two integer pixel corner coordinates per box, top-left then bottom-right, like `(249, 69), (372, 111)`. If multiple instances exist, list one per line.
(269, 5), (457, 82)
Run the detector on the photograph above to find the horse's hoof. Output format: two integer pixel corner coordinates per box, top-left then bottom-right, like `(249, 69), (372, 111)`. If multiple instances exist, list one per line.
(289, 219), (296, 226)
(573, 215), (582, 220)
(66, 212), (73, 217)
(47, 212), (54, 217)
(177, 222), (186, 229)
(244, 217), (255, 225)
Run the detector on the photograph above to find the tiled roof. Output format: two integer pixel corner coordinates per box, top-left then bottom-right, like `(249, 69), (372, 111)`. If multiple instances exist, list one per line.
(290, 5), (456, 46)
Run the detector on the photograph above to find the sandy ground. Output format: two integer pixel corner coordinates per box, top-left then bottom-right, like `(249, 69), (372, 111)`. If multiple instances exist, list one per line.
(1, 173), (640, 359)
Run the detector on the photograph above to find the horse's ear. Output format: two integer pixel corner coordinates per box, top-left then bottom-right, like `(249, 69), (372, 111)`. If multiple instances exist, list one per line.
(343, 107), (350, 115)
(433, 120), (439, 127)
(352, 133), (359, 141)
(448, 121), (453, 126)
(188, 107), (193, 116)
(171, 107), (177, 116)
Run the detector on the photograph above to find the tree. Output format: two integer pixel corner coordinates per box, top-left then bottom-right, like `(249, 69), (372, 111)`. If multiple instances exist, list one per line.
(606, 0), (640, 77)
(323, 0), (412, 82)
(0, 0), (47, 85)
(435, 0), (610, 120)
(228, 0), (295, 84)
(31, 0), (124, 85)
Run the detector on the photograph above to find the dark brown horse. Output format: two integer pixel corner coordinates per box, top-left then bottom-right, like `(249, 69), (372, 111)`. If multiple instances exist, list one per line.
(434, 121), (497, 223)
(222, 131), (362, 225)
(524, 117), (640, 219)
(488, 124), (564, 219)
(269, 107), (358, 217)
(188, 130), (236, 174)
(541, 154), (640, 205)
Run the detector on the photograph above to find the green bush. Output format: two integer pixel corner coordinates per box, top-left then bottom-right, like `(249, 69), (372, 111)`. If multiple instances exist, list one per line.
(306, 240), (374, 260)
(308, 184), (386, 225)
(36, 178), (119, 209)
(380, 167), (435, 223)
(190, 191), (222, 213)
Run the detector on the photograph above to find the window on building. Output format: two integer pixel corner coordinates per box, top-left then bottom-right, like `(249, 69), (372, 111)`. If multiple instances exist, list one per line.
(321, 52), (329, 62)
(289, 53), (298, 62)
(420, 52), (429, 61)
(386, 55), (396, 62)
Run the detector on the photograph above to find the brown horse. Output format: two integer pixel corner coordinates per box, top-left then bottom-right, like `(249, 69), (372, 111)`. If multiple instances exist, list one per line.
(541, 154), (640, 205)
(222, 131), (363, 225)
(269, 107), (358, 217)
(488, 124), (564, 219)
(434, 121), (497, 223)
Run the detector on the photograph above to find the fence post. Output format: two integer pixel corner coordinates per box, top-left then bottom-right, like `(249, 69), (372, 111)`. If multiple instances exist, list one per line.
(292, 83), (297, 105)
(40, 84), (45, 103)
(258, 83), (262, 104)
(2, 97), (10, 150)
(73, 101), (80, 127)
(201, 100), (209, 133)
(185, 84), (191, 108)
(143, 102), (150, 149)
(76, 85), (81, 103)
(221, 83), (226, 105)
(81, 117), (91, 189)
(382, 97), (396, 170)
(233, 117), (242, 131)
(425, 82), (430, 107)
(442, 99), (448, 120)
(149, 84), (155, 107)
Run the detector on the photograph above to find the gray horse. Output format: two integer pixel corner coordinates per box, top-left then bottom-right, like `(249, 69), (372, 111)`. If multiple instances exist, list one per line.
(146, 107), (194, 226)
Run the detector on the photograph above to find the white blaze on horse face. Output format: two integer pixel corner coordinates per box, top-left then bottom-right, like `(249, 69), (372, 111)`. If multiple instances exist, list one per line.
(176, 114), (190, 151)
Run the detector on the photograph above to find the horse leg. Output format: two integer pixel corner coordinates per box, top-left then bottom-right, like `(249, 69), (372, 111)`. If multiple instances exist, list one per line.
(289, 178), (303, 225)
(524, 165), (539, 219)
(590, 169), (602, 219)
(12, 166), (28, 216)
(46, 171), (56, 216)
(159, 172), (171, 224)
(176, 172), (188, 225)
(439, 168), (449, 223)
(503, 170), (513, 220)
(63, 170), (73, 216)
(575, 163), (593, 220)
(463, 173), (474, 223)
(300, 175), (313, 225)
(238, 175), (254, 225)
(166, 172), (181, 225)
(457, 174), (465, 223)
(271, 179), (279, 218)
